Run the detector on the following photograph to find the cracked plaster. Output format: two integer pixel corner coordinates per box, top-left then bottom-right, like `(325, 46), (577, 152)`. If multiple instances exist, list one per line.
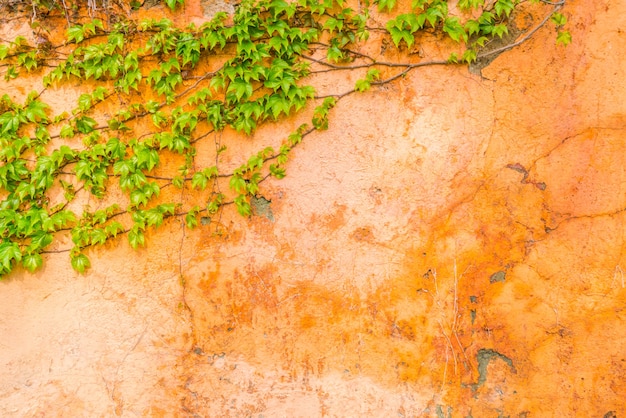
(1, 0), (626, 416)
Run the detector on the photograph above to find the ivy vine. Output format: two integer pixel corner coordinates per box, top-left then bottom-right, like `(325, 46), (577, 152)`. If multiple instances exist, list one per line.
(0, 0), (571, 277)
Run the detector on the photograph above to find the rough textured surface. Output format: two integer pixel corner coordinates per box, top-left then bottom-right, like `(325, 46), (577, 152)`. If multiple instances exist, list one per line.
(1, 0), (626, 416)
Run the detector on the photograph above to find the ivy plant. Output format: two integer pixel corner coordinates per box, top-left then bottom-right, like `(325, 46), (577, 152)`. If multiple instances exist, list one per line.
(0, 0), (571, 277)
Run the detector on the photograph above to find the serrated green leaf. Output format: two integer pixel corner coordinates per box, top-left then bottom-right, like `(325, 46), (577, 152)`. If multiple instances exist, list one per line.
(128, 227), (145, 249)
(494, 0), (514, 17)
(145, 208), (164, 227)
(71, 252), (90, 273)
(0, 44), (9, 60)
(269, 164), (286, 179)
(78, 94), (92, 112)
(185, 212), (198, 229)
(355, 79), (371, 92)
(75, 116), (97, 134)
(22, 253), (43, 272)
(130, 189), (148, 208)
(551, 12), (567, 27)
(173, 175), (184, 188)
(462, 48), (477, 63)
(67, 26), (85, 43)
(105, 221), (124, 237)
(229, 175), (247, 194)
(108, 32), (125, 51)
(0, 241), (22, 270)
(105, 137), (126, 160)
(556, 30), (572, 46)
(114, 159), (135, 178)
(443, 17), (467, 43)
(234, 194), (251, 217)
(458, 0), (484, 10)
(191, 171), (208, 190)
(492, 23), (508, 39)
(159, 203), (175, 215)
(378, 0), (397, 11)
(165, 0), (183, 11)
(30, 232), (53, 249)
(90, 228), (108, 245)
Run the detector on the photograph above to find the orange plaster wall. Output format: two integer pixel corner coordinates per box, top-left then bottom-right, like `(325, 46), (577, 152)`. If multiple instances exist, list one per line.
(1, 0), (625, 416)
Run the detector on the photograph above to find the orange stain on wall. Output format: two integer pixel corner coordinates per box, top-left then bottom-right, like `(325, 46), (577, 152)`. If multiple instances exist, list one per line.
(1, 0), (626, 416)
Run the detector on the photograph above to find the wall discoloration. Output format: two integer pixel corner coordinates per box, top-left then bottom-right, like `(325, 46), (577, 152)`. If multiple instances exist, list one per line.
(1, 0), (625, 416)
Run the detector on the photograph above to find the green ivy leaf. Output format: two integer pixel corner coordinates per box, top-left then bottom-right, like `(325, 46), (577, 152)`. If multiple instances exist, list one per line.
(159, 203), (176, 215)
(458, 0), (484, 10)
(269, 164), (286, 179)
(90, 228), (108, 245)
(492, 23), (508, 39)
(191, 171), (208, 190)
(494, 0), (515, 17)
(234, 194), (251, 217)
(176, 34), (201, 67)
(556, 30), (572, 46)
(128, 226), (145, 249)
(130, 188), (149, 208)
(551, 12), (567, 27)
(78, 94), (92, 112)
(443, 17), (467, 43)
(355, 79), (371, 92)
(462, 48), (477, 63)
(388, 27), (414, 48)
(0, 44), (9, 60)
(75, 116), (97, 134)
(173, 175), (185, 188)
(135, 146), (160, 171)
(67, 25), (85, 43)
(465, 19), (480, 37)
(4, 66), (19, 81)
(105, 137), (127, 160)
(22, 253), (43, 272)
(207, 193), (224, 214)
(105, 221), (124, 237)
(0, 241), (22, 271)
(108, 32), (125, 52)
(145, 208), (164, 227)
(114, 159), (135, 178)
(185, 211), (198, 229)
(70, 251), (91, 273)
(164, 0), (184, 11)
(378, 0), (397, 12)
(30, 231), (53, 249)
(229, 174), (247, 194)
(228, 78), (253, 102)
(25, 99), (49, 123)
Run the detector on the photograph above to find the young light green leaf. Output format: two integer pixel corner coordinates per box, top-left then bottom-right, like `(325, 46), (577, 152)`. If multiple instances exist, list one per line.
(556, 30), (572, 46)
(229, 174), (247, 194)
(550, 12), (567, 27)
(378, 0), (397, 12)
(234, 194), (251, 216)
(191, 171), (208, 190)
(75, 116), (97, 134)
(355, 79), (371, 92)
(78, 94), (92, 112)
(70, 252), (91, 273)
(0, 241), (22, 270)
(185, 212), (198, 229)
(128, 227), (145, 249)
(22, 253), (43, 272)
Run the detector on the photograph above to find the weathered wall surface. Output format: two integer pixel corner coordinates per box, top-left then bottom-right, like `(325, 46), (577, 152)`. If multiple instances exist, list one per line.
(1, 0), (625, 416)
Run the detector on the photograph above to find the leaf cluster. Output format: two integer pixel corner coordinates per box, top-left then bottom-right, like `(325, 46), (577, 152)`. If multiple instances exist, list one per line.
(0, 0), (572, 278)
